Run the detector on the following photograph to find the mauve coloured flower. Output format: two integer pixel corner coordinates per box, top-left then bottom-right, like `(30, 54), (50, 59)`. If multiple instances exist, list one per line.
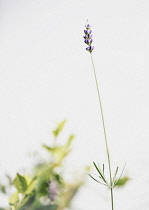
(86, 46), (94, 53)
(88, 30), (92, 34)
(84, 39), (93, 46)
(87, 34), (92, 39)
(85, 24), (91, 29)
(84, 30), (88, 34)
(83, 22), (94, 53)
(48, 181), (59, 202)
(90, 39), (93, 44)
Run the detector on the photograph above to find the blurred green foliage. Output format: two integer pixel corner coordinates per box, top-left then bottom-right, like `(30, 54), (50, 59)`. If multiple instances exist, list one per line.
(114, 176), (130, 188)
(0, 121), (130, 210)
(0, 121), (85, 210)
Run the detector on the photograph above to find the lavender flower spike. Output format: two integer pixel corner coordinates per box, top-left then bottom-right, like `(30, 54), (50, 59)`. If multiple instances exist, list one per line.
(83, 23), (94, 53)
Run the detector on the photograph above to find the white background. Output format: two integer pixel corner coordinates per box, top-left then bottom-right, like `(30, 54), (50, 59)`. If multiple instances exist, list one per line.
(0, 0), (149, 209)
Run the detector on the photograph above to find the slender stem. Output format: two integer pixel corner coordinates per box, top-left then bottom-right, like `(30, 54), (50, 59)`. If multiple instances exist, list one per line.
(110, 188), (114, 210)
(90, 53), (114, 210)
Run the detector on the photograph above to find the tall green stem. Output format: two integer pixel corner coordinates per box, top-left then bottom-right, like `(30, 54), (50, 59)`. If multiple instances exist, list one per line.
(90, 53), (114, 210)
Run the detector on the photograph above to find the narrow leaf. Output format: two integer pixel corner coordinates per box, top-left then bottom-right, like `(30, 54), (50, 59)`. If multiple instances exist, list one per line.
(88, 174), (108, 186)
(66, 135), (75, 147)
(114, 163), (126, 186)
(93, 162), (107, 184)
(102, 164), (105, 175)
(113, 167), (119, 183)
(52, 120), (66, 138)
(42, 145), (54, 152)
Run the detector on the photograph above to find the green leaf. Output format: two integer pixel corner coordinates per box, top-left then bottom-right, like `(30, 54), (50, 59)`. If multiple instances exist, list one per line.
(102, 164), (105, 176)
(24, 176), (36, 194)
(93, 162), (107, 184)
(88, 174), (108, 186)
(52, 120), (66, 138)
(114, 163), (126, 186)
(0, 184), (6, 194)
(54, 174), (62, 184)
(42, 145), (54, 152)
(36, 177), (49, 197)
(113, 167), (119, 183)
(114, 176), (130, 188)
(9, 192), (19, 206)
(13, 173), (28, 193)
(43, 145), (63, 154)
(66, 135), (75, 147)
(17, 193), (35, 209)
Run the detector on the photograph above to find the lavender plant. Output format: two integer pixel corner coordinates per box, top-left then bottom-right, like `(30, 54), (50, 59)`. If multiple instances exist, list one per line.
(83, 22), (126, 210)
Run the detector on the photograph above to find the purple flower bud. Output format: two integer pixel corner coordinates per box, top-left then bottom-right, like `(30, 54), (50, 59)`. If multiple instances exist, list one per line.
(85, 24), (91, 29)
(86, 47), (90, 51)
(84, 30), (92, 35)
(84, 39), (89, 45)
(84, 39), (93, 46)
(89, 39), (93, 45)
(88, 30), (92, 34)
(87, 34), (92, 39)
(48, 181), (59, 202)
(84, 30), (88, 34)
(83, 35), (88, 39)
(86, 46), (94, 53)
(84, 34), (92, 40)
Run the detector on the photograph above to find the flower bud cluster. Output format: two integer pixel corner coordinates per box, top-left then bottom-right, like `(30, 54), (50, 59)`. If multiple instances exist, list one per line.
(83, 24), (94, 53)
(48, 181), (59, 202)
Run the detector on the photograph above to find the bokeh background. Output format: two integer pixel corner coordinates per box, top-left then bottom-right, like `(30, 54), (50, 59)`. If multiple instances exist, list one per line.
(0, 0), (148, 209)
